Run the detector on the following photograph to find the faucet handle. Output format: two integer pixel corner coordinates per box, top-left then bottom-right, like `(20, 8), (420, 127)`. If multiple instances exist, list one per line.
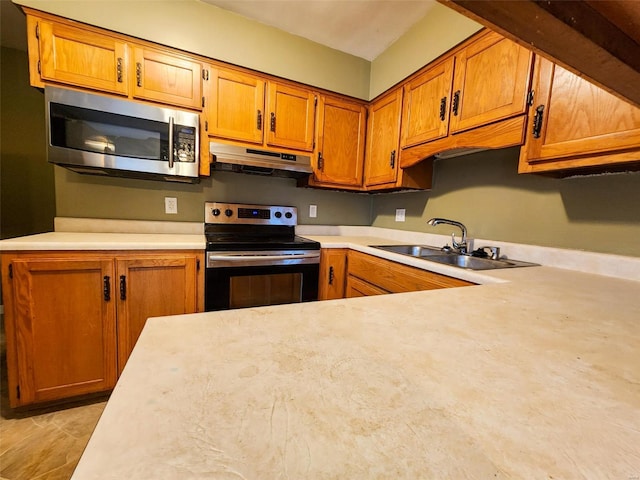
(476, 246), (500, 260)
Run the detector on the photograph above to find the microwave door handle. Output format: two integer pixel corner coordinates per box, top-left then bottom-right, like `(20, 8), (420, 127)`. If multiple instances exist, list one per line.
(168, 116), (175, 169)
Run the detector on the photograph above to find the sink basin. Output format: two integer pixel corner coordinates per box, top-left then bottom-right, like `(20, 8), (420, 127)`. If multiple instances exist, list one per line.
(372, 245), (538, 270)
(372, 244), (448, 257)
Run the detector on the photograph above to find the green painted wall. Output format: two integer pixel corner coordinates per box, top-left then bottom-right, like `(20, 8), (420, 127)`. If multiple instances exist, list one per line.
(0, 46), (55, 239)
(13, 0), (371, 99)
(55, 168), (372, 225)
(372, 148), (640, 257)
(369, 2), (481, 99)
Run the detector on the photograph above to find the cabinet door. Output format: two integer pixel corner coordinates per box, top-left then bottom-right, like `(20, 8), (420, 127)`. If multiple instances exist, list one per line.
(365, 89), (403, 187)
(401, 57), (455, 148)
(318, 248), (348, 300)
(315, 96), (366, 187)
(450, 31), (532, 134)
(208, 67), (265, 144)
(266, 82), (316, 151)
(132, 47), (202, 109)
(520, 57), (640, 170)
(8, 256), (117, 406)
(38, 20), (128, 95)
(116, 254), (198, 374)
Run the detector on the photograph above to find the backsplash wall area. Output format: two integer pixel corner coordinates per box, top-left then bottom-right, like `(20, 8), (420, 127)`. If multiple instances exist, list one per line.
(55, 167), (372, 226)
(371, 147), (640, 257)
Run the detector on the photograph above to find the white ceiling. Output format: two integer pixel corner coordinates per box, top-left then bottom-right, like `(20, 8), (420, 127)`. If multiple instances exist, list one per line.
(201, 0), (437, 60)
(0, 0), (437, 60)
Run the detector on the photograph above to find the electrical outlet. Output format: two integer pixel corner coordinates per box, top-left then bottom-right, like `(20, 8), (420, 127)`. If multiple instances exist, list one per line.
(309, 204), (317, 218)
(395, 208), (406, 222)
(165, 197), (178, 214)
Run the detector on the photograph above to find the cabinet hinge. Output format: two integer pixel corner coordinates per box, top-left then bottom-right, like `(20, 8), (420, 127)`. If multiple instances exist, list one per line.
(37, 60), (41, 74)
(527, 90), (535, 106)
(202, 69), (209, 81)
(205, 120), (208, 132)
(16, 385), (21, 400)
(196, 258), (200, 271)
(35, 23), (39, 39)
(202, 96), (205, 108)
(8, 264), (13, 279)
(314, 96), (318, 107)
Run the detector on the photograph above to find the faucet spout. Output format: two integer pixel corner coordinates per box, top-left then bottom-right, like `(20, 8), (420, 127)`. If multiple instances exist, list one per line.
(427, 217), (468, 254)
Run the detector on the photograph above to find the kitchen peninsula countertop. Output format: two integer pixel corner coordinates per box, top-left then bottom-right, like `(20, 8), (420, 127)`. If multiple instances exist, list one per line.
(0, 231), (205, 250)
(71, 260), (640, 478)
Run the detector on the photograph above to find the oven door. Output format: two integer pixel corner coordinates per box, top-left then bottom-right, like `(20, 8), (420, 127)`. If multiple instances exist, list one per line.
(205, 250), (320, 311)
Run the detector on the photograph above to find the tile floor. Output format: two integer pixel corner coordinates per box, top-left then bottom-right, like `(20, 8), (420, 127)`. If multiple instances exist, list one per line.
(0, 326), (107, 480)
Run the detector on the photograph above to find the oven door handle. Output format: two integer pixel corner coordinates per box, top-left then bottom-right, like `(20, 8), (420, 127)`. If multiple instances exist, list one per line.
(207, 251), (320, 267)
(208, 253), (319, 262)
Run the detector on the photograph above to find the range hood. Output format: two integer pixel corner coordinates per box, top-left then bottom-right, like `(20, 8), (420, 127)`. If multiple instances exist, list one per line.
(209, 142), (313, 179)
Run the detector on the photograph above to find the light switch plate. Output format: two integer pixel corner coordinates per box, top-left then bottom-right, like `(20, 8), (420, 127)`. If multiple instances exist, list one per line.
(395, 208), (406, 222)
(309, 204), (317, 218)
(165, 197), (178, 214)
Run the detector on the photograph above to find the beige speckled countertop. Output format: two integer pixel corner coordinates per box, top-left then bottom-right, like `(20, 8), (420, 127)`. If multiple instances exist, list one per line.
(70, 234), (640, 478)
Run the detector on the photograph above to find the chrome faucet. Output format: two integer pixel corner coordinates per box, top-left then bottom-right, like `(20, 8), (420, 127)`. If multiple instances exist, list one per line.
(427, 218), (468, 254)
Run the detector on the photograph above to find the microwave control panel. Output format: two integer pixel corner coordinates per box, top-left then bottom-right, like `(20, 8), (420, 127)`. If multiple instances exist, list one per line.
(175, 126), (196, 163)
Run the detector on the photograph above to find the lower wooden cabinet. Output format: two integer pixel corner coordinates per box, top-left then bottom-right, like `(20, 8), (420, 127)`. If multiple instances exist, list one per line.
(346, 250), (473, 297)
(1, 250), (203, 407)
(318, 248), (474, 301)
(318, 248), (348, 300)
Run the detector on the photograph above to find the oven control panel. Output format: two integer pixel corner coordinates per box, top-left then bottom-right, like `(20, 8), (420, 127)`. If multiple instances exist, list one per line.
(205, 202), (297, 226)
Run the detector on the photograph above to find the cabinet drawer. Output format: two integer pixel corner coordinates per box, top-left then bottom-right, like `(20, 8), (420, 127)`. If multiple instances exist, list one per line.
(348, 250), (473, 293)
(346, 275), (388, 298)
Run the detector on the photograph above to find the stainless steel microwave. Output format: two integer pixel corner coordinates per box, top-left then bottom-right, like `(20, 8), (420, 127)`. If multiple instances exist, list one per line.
(45, 87), (200, 183)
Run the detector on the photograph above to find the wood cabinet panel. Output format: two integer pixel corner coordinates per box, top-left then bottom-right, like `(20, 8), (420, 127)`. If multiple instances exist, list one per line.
(37, 20), (128, 95)
(116, 254), (198, 374)
(314, 97), (366, 188)
(401, 57), (455, 148)
(318, 248), (348, 300)
(267, 82), (316, 151)
(450, 31), (532, 134)
(207, 67), (265, 144)
(346, 275), (388, 298)
(132, 47), (202, 109)
(348, 250), (473, 295)
(1, 250), (202, 407)
(365, 89), (403, 187)
(4, 254), (117, 406)
(519, 57), (640, 173)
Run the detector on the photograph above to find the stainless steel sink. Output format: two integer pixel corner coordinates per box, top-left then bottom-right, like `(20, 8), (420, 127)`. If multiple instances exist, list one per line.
(372, 245), (538, 270)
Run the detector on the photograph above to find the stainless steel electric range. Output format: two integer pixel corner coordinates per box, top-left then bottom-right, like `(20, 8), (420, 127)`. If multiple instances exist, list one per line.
(204, 202), (320, 311)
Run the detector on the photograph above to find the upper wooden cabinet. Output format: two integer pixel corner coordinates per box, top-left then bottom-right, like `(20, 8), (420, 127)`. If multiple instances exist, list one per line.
(401, 57), (455, 148)
(32, 18), (129, 96)
(311, 95), (366, 189)
(266, 82), (316, 151)
(26, 10), (203, 111)
(449, 31), (532, 134)
(207, 67), (265, 144)
(519, 57), (640, 174)
(399, 30), (533, 168)
(131, 46), (202, 110)
(365, 89), (403, 187)
(366, 89), (434, 191)
(204, 66), (317, 153)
